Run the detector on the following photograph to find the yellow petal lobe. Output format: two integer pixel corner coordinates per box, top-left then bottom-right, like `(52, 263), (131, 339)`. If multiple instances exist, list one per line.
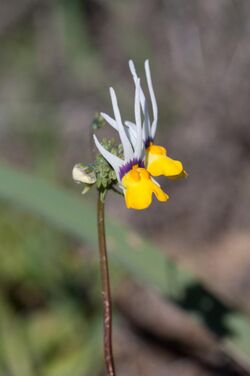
(122, 165), (169, 210)
(146, 144), (187, 178)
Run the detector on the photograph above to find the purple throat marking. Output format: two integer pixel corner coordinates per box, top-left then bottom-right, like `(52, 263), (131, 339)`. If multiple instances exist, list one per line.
(145, 137), (154, 148)
(119, 159), (144, 180)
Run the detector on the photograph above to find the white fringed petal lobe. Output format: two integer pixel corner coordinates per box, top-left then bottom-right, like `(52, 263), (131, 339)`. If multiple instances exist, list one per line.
(127, 59), (159, 141)
(109, 87), (134, 162)
(144, 59), (158, 139)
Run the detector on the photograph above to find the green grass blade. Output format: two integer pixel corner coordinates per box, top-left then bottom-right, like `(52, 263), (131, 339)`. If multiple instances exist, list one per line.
(0, 162), (193, 293)
(1, 162), (250, 358)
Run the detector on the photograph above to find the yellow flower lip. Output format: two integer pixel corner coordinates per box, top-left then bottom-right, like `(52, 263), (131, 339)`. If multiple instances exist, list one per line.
(146, 143), (166, 155)
(122, 164), (169, 210)
(146, 143), (187, 179)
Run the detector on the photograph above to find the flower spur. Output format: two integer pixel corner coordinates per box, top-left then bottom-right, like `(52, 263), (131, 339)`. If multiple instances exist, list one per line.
(126, 60), (187, 179)
(94, 79), (168, 210)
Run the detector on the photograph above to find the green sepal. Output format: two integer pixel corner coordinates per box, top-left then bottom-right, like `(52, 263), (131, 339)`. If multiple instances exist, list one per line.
(94, 138), (123, 193)
(91, 113), (106, 131)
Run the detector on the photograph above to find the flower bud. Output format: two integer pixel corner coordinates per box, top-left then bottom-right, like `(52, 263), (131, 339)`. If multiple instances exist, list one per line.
(72, 163), (96, 194)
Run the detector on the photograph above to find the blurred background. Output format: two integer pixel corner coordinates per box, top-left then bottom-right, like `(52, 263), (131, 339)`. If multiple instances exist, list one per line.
(1, 0), (250, 375)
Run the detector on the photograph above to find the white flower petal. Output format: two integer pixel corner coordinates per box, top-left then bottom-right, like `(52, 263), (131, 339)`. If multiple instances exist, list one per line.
(129, 60), (150, 141)
(100, 112), (118, 130)
(101, 112), (135, 148)
(124, 120), (136, 132)
(145, 59), (158, 139)
(110, 87), (134, 161)
(129, 60), (146, 107)
(124, 121), (138, 148)
(134, 79), (143, 159)
(93, 135), (122, 179)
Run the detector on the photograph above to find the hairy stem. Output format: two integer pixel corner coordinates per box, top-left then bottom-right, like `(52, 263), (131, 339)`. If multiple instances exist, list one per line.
(97, 192), (116, 376)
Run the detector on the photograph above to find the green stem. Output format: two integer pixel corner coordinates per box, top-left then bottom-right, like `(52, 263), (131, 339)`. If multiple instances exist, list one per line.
(97, 192), (116, 376)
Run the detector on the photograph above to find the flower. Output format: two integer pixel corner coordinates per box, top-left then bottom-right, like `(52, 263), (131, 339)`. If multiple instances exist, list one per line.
(126, 60), (187, 179)
(72, 163), (96, 194)
(94, 79), (169, 210)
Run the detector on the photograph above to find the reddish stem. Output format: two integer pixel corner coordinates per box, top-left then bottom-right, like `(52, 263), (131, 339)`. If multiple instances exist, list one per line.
(97, 193), (116, 376)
